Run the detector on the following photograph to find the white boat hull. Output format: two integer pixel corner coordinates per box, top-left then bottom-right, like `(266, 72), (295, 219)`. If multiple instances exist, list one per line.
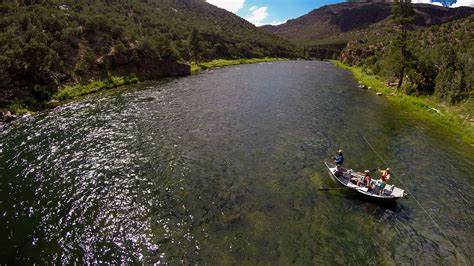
(324, 162), (405, 203)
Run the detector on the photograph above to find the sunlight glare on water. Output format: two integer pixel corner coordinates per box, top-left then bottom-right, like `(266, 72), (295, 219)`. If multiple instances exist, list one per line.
(1, 61), (473, 264)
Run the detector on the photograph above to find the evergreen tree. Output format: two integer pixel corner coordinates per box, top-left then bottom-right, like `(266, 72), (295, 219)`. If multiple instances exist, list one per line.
(388, 0), (415, 90)
(434, 46), (465, 104)
(190, 28), (202, 64)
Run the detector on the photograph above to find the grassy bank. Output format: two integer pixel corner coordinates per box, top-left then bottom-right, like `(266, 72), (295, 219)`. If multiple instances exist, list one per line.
(5, 74), (143, 115)
(333, 60), (474, 146)
(190, 58), (291, 72)
(53, 74), (143, 101)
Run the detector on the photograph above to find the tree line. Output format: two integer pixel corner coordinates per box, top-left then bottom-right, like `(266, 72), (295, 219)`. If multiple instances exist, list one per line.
(0, 0), (301, 111)
(342, 1), (473, 105)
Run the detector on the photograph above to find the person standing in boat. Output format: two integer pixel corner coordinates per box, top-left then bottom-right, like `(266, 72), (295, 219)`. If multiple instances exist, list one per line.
(333, 150), (344, 177)
(376, 168), (391, 195)
(380, 168), (391, 183)
(334, 150), (344, 165)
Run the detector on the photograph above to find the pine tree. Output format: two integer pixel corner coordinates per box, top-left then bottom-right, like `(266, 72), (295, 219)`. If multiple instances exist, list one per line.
(190, 28), (202, 64)
(434, 46), (465, 104)
(389, 0), (415, 90)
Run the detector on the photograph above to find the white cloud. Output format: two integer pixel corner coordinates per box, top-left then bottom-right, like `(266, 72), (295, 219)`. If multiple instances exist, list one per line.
(206, 0), (245, 13)
(244, 6), (269, 26)
(411, 0), (443, 6)
(412, 0), (474, 6)
(450, 0), (474, 7)
(267, 20), (287, 26)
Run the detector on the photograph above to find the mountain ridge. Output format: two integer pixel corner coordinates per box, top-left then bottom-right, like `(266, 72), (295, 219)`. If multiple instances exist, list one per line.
(261, 2), (474, 44)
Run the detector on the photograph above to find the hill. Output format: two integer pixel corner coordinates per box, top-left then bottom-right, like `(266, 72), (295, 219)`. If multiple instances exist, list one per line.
(0, 0), (301, 111)
(261, 2), (474, 58)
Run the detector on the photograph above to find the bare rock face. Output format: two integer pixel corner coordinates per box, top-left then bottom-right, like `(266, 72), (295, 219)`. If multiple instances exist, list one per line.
(136, 59), (191, 78)
(98, 47), (191, 79)
(305, 44), (347, 60)
(340, 39), (386, 65)
(108, 58), (191, 79)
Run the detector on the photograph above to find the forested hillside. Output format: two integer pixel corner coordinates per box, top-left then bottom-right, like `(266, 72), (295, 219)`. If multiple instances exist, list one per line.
(261, 2), (473, 59)
(0, 0), (300, 110)
(341, 14), (473, 105)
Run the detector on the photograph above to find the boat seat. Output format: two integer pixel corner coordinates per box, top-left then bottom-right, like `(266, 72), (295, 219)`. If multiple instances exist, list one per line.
(383, 185), (394, 196)
(391, 187), (405, 197)
(346, 182), (358, 188)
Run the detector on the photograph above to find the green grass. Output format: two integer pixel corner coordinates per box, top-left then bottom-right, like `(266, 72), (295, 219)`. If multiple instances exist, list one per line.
(7, 99), (31, 114)
(190, 58), (291, 72)
(333, 60), (474, 146)
(53, 74), (142, 101)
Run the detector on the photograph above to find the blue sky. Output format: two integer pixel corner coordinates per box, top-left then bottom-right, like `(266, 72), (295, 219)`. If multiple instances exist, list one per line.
(207, 0), (342, 26)
(206, 0), (474, 26)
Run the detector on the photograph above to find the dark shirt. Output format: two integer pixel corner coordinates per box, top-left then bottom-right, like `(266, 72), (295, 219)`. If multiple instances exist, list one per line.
(335, 154), (344, 165)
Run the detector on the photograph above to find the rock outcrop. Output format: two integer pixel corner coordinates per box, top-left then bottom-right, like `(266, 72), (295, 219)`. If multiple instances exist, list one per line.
(0, 111), (17, 123)
(340, 40), (386, 65)
(47, 100), (60, 109)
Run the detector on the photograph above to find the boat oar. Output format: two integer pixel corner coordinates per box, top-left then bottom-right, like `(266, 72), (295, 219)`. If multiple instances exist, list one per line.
(319, 187), (347, 191)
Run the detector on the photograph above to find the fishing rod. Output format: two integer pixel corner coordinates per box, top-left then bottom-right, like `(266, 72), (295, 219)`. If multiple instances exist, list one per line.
(362, 135), (465, 265)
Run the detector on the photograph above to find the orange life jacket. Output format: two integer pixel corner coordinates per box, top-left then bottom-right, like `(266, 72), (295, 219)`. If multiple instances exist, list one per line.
(381, 171), (390, 182)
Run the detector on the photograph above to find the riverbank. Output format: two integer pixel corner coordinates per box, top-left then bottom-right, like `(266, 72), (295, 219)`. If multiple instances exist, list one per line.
(190, 58), (291, 72)
(2, 74), (145, 118)
(333, 60), (474, 146)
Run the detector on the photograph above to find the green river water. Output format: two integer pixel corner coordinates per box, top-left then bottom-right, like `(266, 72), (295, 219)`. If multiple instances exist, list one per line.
(0, 61), (473, 264)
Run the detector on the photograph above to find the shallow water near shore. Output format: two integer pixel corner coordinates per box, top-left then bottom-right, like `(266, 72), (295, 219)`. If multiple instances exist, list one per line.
(1, 61), (473, 264)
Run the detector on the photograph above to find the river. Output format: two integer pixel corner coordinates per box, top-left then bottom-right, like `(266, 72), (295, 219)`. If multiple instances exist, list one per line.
(1, 61), (473, 264)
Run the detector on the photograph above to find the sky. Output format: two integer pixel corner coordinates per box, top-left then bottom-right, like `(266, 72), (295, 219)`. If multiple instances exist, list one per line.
(206, 0), (474, 26)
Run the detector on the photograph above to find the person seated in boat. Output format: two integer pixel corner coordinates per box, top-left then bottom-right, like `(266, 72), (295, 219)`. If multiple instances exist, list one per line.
(350, 170), (365, 185)
(360, 170), (371, 187)
(334, 165), (343, 177)
(333, 150), (344, 166)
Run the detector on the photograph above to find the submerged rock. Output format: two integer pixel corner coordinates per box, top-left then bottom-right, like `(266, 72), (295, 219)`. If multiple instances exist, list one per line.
(47, 100), (60, 108)
(0, 111), (17, 122)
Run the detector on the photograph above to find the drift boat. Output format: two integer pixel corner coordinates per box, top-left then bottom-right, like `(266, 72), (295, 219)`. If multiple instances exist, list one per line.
(324, 162), (406, 202)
